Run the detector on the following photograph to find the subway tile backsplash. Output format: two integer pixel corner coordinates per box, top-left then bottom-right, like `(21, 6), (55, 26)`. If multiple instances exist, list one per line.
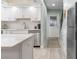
(1, 20), (40, 29)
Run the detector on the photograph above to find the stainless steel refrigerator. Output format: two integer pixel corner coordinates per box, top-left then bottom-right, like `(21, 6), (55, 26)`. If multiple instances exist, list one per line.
(67, 2), (77, 59)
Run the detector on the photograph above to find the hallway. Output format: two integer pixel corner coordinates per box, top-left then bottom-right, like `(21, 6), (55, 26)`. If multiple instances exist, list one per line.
(47, 37), (60, 48)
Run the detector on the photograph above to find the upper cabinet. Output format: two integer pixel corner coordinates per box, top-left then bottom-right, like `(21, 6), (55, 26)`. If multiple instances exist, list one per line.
(1, 7), (16, 21)
(1, 6), (5, 21)
(1, 1), (41, 21)
(15, 7), (23, 18)
(1, 2), (41, 21)
(23, 7), (41, 21)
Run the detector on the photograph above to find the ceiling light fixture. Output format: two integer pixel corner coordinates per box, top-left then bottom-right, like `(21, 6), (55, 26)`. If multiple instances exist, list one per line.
(30, 6), (35, 10)
(52, 3), (55, 6)
(12, 6), (17, 11)
(29, 6), (36, 12)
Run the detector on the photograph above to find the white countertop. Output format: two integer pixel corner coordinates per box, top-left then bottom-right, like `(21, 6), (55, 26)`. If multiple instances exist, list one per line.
(1, 34), (34, 47)
(1, 29), (40, 31)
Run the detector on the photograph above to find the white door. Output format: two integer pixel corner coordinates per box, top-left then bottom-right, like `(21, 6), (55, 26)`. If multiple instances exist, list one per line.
(48, 15), (59, 38)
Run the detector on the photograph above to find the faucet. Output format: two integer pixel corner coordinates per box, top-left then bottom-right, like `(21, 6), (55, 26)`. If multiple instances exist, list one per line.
(23, 22), (27, 29)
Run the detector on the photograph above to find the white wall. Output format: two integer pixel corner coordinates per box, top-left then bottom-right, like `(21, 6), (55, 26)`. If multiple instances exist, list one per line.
(47, 9), (62, 38)
(41, 0), (48, 48)
(59, 10), (67, 57)
(59, 16), (67, 55)
(1, 20), (40, 29)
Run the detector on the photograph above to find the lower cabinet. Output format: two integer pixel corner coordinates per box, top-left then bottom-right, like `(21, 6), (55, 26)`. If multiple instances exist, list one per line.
(22, 37), (34, 59)
(1, 36), (34, 59)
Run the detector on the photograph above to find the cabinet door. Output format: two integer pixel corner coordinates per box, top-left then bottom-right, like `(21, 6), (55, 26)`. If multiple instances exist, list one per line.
(29, 7), (41, 21)
(35, 7), (41, 19)
(16, 8), (22, 18)
(23, 7), (41, 19)
(1, 6), (5, 20)
(1, 7), (8, 21)
(1, 7), (16, 21)
(23, 8), (31, 18)
(22, 7), (36, 18)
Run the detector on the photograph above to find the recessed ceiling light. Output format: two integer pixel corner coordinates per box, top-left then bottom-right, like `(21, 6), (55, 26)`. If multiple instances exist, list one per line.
(29, 6), (36, 12)
(52, 3), (55, 6)
(12, 6), (17, 11)
(30, 6), (35, 10)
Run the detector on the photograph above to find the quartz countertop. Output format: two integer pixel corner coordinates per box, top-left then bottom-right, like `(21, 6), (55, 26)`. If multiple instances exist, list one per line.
(1, 34), (34, 47)
(1, 29), (40, 31)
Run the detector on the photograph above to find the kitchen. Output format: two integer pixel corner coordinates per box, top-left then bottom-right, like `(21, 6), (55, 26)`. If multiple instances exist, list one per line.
(1, 0), (41, 47)
(1, 0), (77, 59)
(1, 0), (41, 59)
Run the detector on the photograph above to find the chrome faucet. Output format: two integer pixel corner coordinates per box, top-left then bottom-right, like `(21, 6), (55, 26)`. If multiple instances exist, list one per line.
(23, 22), (27, 29)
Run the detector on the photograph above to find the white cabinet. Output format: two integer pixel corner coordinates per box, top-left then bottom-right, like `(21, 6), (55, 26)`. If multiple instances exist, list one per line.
(19, 7), (41, 21)
(23, 8), (31, 18)
(31, 7), (41, 21)
(1, 7), (23, 21)
(1, 6), (5, 21)
(1, 34), (34, 59)
(1, 6), (41, 21)
(1, 7), (9, 21)
(16, 7), (29, 18)
(16, 8), (23, 18)
(1, 7), (16, 21)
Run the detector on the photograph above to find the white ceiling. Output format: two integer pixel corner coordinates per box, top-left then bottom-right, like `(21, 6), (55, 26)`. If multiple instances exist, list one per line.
(2, 0), (41, 6)
(2, 0), (77, 9)
(44, 0), (63, 10)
